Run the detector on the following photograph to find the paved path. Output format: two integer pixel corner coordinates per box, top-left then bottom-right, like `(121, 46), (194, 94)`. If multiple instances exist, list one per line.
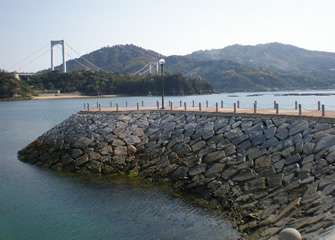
(85, 106), (335, 120)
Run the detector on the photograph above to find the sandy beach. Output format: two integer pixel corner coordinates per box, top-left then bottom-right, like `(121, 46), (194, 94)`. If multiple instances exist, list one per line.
(32, 93), (123, 100)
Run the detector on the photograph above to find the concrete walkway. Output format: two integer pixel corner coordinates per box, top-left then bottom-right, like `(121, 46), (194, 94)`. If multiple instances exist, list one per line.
(85, 106), (335, 120)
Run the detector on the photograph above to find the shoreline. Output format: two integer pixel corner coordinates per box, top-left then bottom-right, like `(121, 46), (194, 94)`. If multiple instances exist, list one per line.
(32, 94), (126, 100)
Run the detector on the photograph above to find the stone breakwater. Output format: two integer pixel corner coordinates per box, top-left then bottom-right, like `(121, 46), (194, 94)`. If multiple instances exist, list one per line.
(18, 110), (335, 239)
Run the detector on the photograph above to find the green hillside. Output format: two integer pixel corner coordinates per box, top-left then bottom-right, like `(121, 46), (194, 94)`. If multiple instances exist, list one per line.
(51, 43), (335, 92)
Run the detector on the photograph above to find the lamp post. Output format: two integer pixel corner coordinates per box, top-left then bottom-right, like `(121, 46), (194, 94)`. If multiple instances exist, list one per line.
(159, 58), (165, 109)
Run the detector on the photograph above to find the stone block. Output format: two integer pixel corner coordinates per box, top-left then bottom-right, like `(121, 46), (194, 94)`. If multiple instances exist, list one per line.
(285, 153), (301, 165)
(268, 173), (284, 190)
(312, 159), (334, 178)
(247, 147), (267, 161)
(246, 177), (266, 191)
(204, 150), (226, 163)
(289, 121), (309, 136)
(214, 118), (229, 131)
(189, 164), (207, 176)
(276, 128), (289, 141)
(283, 163), (300, 175)
(222, 165), (238, 180)
(255, 155), (271, 170)
(175, 144), (192, 157)
(232, 168), (256, 182)
(205, 163), (225, 178)
(315, 135), (335, 153)
(191, 141), (207, 152)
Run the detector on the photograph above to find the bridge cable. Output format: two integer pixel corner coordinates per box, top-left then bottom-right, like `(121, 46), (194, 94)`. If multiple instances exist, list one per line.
(7, 42), (50, 72)
(65, 43), (105, 71)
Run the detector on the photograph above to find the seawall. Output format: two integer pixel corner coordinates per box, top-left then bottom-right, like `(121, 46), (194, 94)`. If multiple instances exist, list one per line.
(18, 110), (335, 239)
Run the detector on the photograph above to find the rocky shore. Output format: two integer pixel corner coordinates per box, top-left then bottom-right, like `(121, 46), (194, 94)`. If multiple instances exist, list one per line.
(18, 110), (335, 239)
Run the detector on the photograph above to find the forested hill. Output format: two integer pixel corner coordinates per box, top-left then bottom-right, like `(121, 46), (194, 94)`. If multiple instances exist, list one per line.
(187, 42), (335, 79)
(66, 44), (163, 73)
(51, 43), (335, 92)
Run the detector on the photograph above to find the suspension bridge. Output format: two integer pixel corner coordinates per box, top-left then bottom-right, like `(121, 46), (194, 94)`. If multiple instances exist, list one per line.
(8, 40), (161, 79)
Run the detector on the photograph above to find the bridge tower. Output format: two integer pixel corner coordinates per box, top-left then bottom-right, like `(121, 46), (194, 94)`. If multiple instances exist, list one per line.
(51, 40), (66, 73)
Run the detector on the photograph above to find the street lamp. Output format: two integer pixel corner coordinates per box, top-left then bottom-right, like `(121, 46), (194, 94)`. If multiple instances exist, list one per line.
(159, 58), (165, 109)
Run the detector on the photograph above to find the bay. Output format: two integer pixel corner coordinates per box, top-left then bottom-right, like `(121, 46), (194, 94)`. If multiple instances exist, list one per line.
(2, 90), (335, 240)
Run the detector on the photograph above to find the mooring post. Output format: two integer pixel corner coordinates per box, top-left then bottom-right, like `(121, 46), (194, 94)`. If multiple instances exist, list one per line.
(116, 103), (119, 112)
(322, 104), (325, 116)
(84, 103), (86, 111)
(180, 100), (182, 107)
(99, 103), (101, 111)
(206, 100), (208, 108)
(299, 104), (302, 115)
(216, 102), (218, 112)
(199, 102), (202, 111)
(254, 102), (257, 113)
(87, 103), (90, 111)
(184, 102), (187, 111)
(234, 103), (236, 113)
(276, 103), (279, 114)
(170, 102), (173, 110)
(157, 100), (159, 109)
(142, 101), (144, 107)
(318, 101), (321, 111)
(110, 101), (113, 108)
(192, 100), (195, 108)
(221, 100), (223, 108)
(295, 101), (298, 110)
(274, 101), (276, 109)
(126, 101), (128, 107)
(237, 100), (240, 108)
(97, 102), (99, 108)
(137, 102), (139, 111)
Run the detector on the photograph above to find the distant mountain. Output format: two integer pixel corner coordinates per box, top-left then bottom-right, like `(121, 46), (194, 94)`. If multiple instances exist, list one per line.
(52, 43), (335, 92)
(187, 42), (335, 79)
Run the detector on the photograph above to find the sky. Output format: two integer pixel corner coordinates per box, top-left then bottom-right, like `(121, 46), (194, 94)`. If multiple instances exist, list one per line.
(1, 0), (335, 73)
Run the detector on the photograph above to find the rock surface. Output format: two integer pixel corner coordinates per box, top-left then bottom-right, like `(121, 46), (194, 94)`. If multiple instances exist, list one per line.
(18, 110), (335, 239)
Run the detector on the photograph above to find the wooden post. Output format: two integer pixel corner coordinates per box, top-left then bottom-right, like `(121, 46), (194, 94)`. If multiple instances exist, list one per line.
(170, 102), (173, 110)
(274, 101), (276, 109)
(142, 101), (144, 107)
(97, 102), (99, 108)
(322, 104), (325, 116)
(276, 103), (279, 114)
(192, 100), (195, 107)
(180, 100), (182, 107)
(254, 102), (257, 113)
(216, 102), (218, 112)
(299, 104), (302, 115)
(234, 103), (236, 113)
(84, 103), (86, 110)
(318, 101), (321, 111)
(184, 102), (187, 111)
(126, 101), (128, 107)
(137, 102), (139, 111)
(221, 100), (223, 108)
(99, 103), (101, 111)
(295, 101), (298, 110)
(237, 100), (240, 109)
(87, 103), (90, 111)
(157, 100), (159, 109)
(206, 100), (208, 108)
(116, 103), (119, 112)
(199, 102), (202, 111)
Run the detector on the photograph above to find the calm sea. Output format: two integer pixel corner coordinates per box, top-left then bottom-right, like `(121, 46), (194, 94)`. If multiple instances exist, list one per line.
(2, 90), (335, 240)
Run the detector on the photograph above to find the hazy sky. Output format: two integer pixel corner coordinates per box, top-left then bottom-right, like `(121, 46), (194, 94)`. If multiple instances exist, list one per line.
(1, 0), (335, 72)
